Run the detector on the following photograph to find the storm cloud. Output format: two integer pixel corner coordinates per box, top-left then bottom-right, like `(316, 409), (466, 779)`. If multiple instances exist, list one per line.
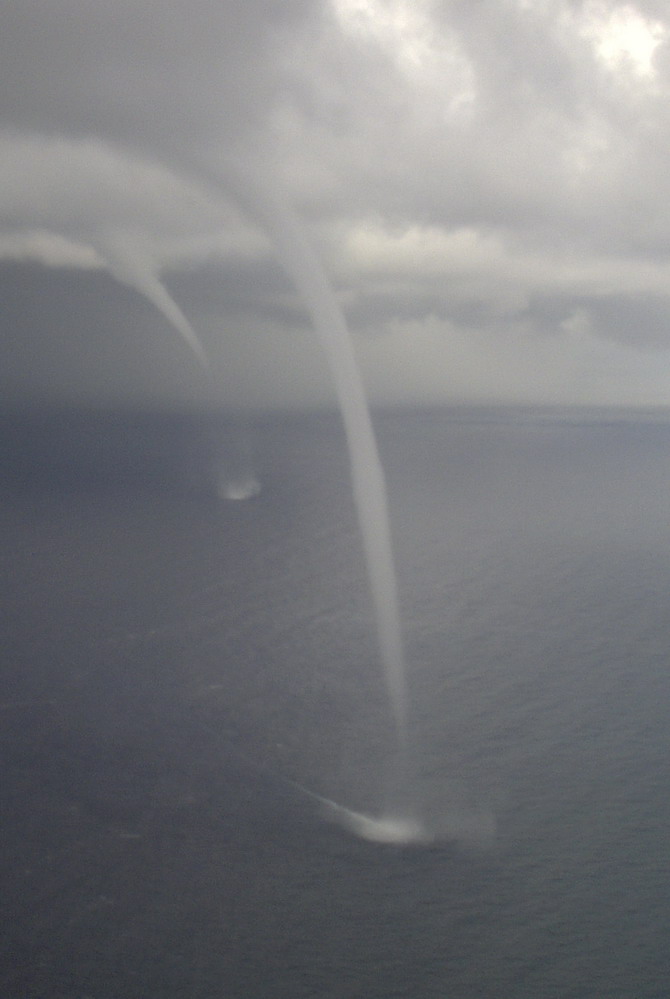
(3, 0), (670, 410)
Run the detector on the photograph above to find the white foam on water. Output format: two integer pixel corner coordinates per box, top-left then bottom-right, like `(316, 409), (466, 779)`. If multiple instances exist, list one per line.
(217, 475), (261, 501)
(326, 806), (431, 845)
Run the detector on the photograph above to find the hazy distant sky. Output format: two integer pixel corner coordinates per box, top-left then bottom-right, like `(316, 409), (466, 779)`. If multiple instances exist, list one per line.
(3, 0), (670, 411)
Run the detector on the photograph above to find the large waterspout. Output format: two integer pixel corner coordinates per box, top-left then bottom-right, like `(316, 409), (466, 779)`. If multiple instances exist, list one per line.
(220, 166), (409, 754)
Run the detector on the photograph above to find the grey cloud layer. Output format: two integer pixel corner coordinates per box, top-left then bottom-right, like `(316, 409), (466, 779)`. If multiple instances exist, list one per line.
(2, 0), (670, 409)
(0, 1), (312, 148)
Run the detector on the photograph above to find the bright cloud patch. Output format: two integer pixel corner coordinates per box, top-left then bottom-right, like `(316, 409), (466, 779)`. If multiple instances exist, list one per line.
(578, 2), (667, 77)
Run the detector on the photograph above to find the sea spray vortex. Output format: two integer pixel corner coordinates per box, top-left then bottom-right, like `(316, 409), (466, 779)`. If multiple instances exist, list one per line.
(320, 800), (432, 845)
(280, 775), (432, 846)
(319, 794), (497, 849)
(279, 772), (496, 848)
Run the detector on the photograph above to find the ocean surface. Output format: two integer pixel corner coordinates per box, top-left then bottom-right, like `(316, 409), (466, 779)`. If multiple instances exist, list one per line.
(2, 406), (670, 998)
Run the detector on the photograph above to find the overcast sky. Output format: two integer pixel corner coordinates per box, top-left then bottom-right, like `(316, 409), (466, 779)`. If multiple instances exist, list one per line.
(3, 0), (670, 411)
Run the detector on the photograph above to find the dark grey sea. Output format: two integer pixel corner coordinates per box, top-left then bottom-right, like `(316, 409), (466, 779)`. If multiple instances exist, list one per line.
(2, 407), (670, 998)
